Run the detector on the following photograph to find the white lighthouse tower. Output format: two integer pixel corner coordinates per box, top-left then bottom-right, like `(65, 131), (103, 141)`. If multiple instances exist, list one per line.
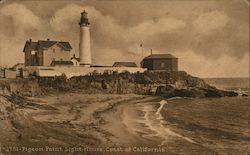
(79, 10), (91, 67)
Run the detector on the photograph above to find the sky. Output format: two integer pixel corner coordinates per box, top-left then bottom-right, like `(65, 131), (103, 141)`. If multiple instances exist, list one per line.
(0, 0), (249, 77)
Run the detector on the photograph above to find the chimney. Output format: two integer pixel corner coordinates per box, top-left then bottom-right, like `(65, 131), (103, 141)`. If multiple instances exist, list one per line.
(150, 49), (153, 55)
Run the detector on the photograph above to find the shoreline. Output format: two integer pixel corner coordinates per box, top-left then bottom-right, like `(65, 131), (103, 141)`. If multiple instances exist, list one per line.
(0, 93), (248, 155)
(160, 96), (249, 154)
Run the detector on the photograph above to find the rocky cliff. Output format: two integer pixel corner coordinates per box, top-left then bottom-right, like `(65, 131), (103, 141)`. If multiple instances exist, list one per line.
(36, 71), (238, 98)
(0, 71), (238, 98)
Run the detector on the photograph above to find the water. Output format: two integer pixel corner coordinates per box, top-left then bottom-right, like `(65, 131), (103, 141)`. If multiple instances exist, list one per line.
(130, 97), (249, 153)
(204, 77), (249, 93)
(134, 100), (195, 146)
(120, 77), (249, 153)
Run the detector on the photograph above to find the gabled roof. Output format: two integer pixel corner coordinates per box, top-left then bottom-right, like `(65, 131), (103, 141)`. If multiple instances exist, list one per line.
(23, 41), (38, 53)
(143, 54), (177, 60)
(37, 40), (72, 50)
(22, 40), (72, 52)
(113, 62), (138, 67)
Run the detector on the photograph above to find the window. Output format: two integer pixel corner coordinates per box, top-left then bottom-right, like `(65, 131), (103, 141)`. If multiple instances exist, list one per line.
(31, 51), (36, 55)
(53, 49), (55, 53)
(161, 62), (165, 68)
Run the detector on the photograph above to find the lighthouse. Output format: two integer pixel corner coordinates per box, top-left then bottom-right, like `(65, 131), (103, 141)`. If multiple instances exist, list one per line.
(79, 10), (91, 67)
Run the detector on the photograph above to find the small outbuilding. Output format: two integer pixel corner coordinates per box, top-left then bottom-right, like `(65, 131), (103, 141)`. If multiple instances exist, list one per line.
(50, 60), (74, 67)
(113, 62), (137, 67)
(71, 54), (80, 66)
(141, 54), (178, 71)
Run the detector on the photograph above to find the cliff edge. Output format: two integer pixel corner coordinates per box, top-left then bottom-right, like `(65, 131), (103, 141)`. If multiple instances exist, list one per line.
(36, 71), (238, 98)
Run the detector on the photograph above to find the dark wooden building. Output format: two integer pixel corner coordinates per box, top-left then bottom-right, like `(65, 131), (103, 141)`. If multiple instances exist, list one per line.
(141, 54), (178, 71)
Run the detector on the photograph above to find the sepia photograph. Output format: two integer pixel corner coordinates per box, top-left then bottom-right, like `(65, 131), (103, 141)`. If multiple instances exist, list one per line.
(0, 0), (249, 154)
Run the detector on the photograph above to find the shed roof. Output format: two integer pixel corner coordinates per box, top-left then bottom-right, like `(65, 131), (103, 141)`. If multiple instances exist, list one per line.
(143, 54), (177, 60)
(11, 63), (25, 70)
(71, 56), (80, 62)
(113, 62), (138, 67)
(23, 40), (72, 52)
(50, 61), (73, 66)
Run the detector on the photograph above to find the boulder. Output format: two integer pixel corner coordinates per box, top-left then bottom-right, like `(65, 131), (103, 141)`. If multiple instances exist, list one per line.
(159, 87), (238, 98)
(155, 85), (167, 96)
(202, 88), (238, 97)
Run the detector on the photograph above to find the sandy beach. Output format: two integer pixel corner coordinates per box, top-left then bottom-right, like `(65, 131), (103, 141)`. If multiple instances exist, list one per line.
(0, 93), (249, 155)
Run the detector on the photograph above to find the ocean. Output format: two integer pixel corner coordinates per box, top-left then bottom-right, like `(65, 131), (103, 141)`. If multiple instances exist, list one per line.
(130, 93), (249, 154)
(160, 96), (249, 154)
(203, 77), (249, 94)
(152, 77), (250, 154)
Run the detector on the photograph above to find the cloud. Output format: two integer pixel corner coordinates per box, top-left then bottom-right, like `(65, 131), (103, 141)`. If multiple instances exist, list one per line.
(174, 50), (249, 77)
(50, 5), (102, 33)
(126, 17), (186, 41)
(0, 3), (42, 35)
(244, 0), (250, 6)
(193, 11), (228, 35)
(47, 4), (186, 67)
(93, 47), (135, 66)
(50, 4), (186, 41)
(0, 3), (44, 67)
(0, 2), (248, 77)
(0, 0), (6, 4)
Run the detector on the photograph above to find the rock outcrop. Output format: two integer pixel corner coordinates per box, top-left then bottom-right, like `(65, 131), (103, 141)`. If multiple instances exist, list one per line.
(0, 71), (238, 98)
(155, 85), (238, 98)
(36, 71), (238, 98)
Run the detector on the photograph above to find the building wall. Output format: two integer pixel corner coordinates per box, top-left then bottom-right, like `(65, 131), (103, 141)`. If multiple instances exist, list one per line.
(26, 66), (146, 78)
(5, 70), (16, 78)
(25, 50), (41, 66)
(0, 69), (5, 78)
(142, 59), (154, 70)
(71, 59), (80, 66)
(43, 44), (71, 66)
(25, 50), (32, 66)
(153, 58), (178, 71)
(143, 58), (178, 71)
(38, 49), (44, 66)
(172, 58), (178, 71)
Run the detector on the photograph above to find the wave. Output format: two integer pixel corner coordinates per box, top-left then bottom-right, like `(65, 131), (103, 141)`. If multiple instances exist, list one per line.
(135, 100), (195, 146)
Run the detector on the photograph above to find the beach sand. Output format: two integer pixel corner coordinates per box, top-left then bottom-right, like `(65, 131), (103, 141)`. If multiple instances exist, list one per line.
(0, 93), (248, 155)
